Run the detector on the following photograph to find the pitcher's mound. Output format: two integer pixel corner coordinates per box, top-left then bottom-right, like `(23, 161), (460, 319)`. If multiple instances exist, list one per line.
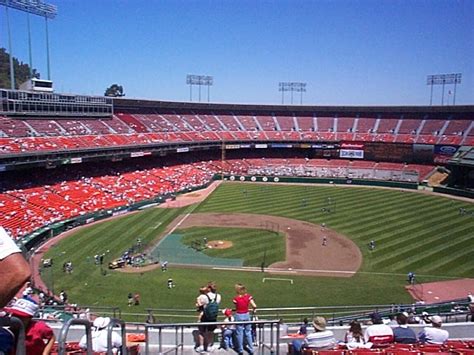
(207, 240), (233, 249)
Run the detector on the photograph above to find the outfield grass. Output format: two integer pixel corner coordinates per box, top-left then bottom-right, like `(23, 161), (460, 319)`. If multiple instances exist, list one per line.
(43, 182), (474, 319)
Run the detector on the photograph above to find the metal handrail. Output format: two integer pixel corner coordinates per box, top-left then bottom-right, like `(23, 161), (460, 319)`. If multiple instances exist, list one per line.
(57, 318), (93, 355)
(106, 318), (128, 355)
(144, 319), (281, 355)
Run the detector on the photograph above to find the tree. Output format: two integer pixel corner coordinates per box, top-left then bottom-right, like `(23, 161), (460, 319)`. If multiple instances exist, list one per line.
(104, 84), (125, 97)
(0, 47), (40, 89)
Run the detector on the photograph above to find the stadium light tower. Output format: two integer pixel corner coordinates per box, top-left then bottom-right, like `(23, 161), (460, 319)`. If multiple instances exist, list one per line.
(278, 82), (307, 105)
(186, 74), (213, 102)
(426, 73), (462, 106)
(1, 0), (58, 89)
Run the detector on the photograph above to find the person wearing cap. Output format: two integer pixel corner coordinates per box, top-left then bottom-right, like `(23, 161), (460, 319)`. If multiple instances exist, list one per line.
(0, 226), (31, 308)
(79, 316), (122, 353)
(364, 313), (394, 346)
(291, 316), (336, 354)
(418, 315), (449, 345)
(220, 308), (236, 350)
(6, 298), (55, 355)
(393, 313), (417, 344)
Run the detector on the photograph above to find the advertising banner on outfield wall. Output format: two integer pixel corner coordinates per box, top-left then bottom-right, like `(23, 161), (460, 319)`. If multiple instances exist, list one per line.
(131, 151), (152, 157)
(340, 149), (364, 159)
(434, 145), (458, 156)
(341, 142), (364, 149)
(225, 144), (240, 149)
(433, 145), (459, 163)
(272, 144), (293, 148)
(312, 144), (336, 149)
(176, 147), (189, 153)
(255, 144), (268, 149)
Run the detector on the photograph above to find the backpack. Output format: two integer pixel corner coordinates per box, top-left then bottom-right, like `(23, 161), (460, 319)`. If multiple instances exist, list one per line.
(203, 294), (219, 321)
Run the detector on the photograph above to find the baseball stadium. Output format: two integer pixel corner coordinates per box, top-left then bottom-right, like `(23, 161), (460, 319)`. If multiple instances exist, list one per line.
(0, 1), (473, 354)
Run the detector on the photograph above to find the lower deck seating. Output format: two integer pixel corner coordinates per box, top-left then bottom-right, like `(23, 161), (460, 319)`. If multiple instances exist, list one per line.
(0, 158), (436, 240)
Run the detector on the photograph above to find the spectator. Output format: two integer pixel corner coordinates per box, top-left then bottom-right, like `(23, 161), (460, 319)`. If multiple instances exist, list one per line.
(195, 286), (209, 321)
(79, 316), (122, 353)
(298, 318), (309, 335)
(393, 313), (417, 344)
(220, 308), (236, 350)
(468, 293), (474, 322)
(133, 293), (140, 306)
(195, 281), (221, 353)
(345, 320), (370, 349)
(6, 298), (56, 355)
(0, 226), (31, 308)
(59, 290), (68, 304)
(364, 313), (394, 346)
(418, 315), (449, 345)
(233, 283), (257, 355)
(291, 316), (336, 354)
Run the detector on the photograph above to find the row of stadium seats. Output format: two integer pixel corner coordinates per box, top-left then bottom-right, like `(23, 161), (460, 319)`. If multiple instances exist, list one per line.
(0, 114), (472, 154)
(300, 340), (474, 355)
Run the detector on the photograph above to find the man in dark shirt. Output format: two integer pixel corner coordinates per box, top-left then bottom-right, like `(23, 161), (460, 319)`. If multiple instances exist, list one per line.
(393, 313), (417, 344)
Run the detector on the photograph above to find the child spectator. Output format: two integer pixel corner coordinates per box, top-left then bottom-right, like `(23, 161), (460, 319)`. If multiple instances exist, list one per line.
(298, 318), (309, 335)
(220, 308), (236, 350)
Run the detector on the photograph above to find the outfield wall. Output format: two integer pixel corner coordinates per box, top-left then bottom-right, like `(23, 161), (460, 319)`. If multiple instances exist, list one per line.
(433, 186), (474, 199)
(220, 175), (419, 190)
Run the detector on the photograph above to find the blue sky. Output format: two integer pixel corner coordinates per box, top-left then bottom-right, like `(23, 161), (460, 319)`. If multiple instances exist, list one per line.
(1, 0), (473, 106)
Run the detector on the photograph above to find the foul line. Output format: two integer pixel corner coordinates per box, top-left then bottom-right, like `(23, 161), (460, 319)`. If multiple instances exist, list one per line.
(212, 266), (356, 275)
(211, 266), (463, 279)
(154, 184), (217, 249)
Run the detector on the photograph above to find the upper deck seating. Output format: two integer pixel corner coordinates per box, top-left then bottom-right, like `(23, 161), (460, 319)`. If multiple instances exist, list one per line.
(24, 119), (64, 136)
(296, 116), (314, 131)
(235, 115), (259, 131)
(0, 116), (32, 137)
(336, 117), (355, 132)
(317, 117), (335, 133)
(115, 113), (149, 133)
(198, 115), (225, 131)
(276, 116), (295, 131)
(216, 115), (242, 131)
(255, 115), (277, 131)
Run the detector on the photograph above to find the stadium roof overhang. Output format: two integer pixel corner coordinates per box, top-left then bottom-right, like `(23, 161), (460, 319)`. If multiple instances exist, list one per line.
(113, 98), (474, 116)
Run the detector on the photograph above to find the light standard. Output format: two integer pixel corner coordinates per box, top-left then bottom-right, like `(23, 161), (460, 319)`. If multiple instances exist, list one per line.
(186, 74), (214, 102)
(278, 82), (307, 104)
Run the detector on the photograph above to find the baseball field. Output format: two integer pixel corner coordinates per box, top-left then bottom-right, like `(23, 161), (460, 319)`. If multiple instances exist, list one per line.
(40, 182), (474, 321)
